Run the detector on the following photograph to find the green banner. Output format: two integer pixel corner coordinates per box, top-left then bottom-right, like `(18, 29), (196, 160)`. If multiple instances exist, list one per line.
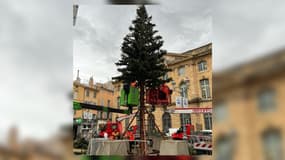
(75, 118), (82, 124)
(103, 107), (108, 112)
(73, 101), (82, 110)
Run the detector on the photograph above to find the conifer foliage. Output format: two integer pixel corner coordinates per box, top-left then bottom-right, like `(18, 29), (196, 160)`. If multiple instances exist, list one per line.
(114, 5), (171, 87)
(113, 5), (171, 155)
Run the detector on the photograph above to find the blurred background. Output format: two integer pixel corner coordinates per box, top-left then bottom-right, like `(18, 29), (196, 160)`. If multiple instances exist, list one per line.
(212, 0), (285, 160)
(1, 0), (285, 160)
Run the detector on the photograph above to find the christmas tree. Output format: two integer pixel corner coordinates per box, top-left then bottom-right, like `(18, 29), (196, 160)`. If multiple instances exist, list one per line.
(113, 5), (171, 155)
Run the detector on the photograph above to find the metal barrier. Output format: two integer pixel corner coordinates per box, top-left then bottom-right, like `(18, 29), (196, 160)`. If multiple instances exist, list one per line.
(187, 135), (212, 143)
(187, 135), (212, 154)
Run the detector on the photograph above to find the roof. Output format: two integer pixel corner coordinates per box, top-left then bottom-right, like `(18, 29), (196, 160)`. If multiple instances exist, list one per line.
(165, 53), (188, 57)
(166, 43), (212, 66)
(214, 47), (285, 92)
(73, 80), (114, 92)
(182, 43), (212, 55)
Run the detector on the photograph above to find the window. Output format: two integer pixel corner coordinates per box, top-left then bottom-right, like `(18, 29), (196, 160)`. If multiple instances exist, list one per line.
(262, 129), (283, 160)
(107, 100), (110, 107)
(74, 92), (78, 99)
(204, 113), (212, 130)
(102, 112), (107, 119)
(108, 112), (112, 120)
(180, 82), (188, 99)
(117, 97), (120, 109)
(200, 79), (211, 99)
(180, 113), (191, 128)
(97, 111), (102, 119)
(216, 135), (234, 160)
(258, 89), (276, 112)
(214, 101), (228, 122)
(93, 91), (96, 98)
(198, 61), (207, 71)
(85, 89), (89, 97)
(148, 114), (155, 134)
(101, 99), (104, 106)
(178, 66), (185, 76)
(162, 112), (172, 133)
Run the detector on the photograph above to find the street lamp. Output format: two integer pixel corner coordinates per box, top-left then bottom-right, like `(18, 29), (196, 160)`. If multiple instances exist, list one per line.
(73, 4), (79, 26)
(181, 79), (189, 139)
(172, 79), (189, 140)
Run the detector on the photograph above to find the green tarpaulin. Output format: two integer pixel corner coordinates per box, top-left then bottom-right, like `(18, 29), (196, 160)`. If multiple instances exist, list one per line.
(119, 87), (139, 107)
(128, 87), (139, 106)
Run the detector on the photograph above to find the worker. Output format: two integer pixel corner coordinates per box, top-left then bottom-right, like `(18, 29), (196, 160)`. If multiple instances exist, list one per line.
(112, 129), (120, 140)
(116, 118), (123, 134)
(177, 126), (183, 133)
(125, 128), (135, 153)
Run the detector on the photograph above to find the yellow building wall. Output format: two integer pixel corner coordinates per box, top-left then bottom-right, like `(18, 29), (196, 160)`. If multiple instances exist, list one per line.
(111, 44), (212, 132)
(73, 80), (115, 120)
(214, 63), (285, 160)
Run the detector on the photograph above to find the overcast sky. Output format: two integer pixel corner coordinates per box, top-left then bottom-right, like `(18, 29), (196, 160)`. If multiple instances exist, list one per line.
(0, 0), (72, 143)
(74, 0), (285, 81)
(1, 0), (285, 143)
(212, 0), (285, 71)
(73, 0), (212, 83)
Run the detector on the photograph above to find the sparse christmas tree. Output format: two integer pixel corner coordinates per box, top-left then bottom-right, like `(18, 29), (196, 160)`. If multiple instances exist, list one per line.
(113, 5), (171, 155)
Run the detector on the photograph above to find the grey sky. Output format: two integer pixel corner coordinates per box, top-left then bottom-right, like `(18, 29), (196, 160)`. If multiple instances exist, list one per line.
(0, 0), (72, 143)
(73, 0), (212, 82)
(1, 0), (285, 143)
(213, 0), (285, 71)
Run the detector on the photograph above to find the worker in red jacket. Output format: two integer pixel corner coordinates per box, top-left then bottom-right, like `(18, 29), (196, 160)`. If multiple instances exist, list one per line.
(125, 128), (135, 153)
(116, 118), (123, 134)
(111, 129), (120, 140)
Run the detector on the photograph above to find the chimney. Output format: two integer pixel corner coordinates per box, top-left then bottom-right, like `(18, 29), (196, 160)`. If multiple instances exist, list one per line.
(8, 126), (19, 150)
(76, 70), (81, 83)
(89, 76), (94, 87)
(73, 5), (79, 26)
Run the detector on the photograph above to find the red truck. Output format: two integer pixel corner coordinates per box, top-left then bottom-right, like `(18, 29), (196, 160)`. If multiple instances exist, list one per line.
(171, 124), (195, 140)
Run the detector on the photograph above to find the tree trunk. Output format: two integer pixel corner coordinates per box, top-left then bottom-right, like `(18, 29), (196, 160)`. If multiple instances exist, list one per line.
(139, 83), (146, 156)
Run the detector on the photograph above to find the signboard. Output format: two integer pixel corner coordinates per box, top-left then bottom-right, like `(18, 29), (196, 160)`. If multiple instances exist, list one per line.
(88, 112), (93, 119)
(83, 111), (93, 120)
(167, 108), (212, 114)
(73, 101), (81, 110)
(182, 97), (188, 108)
(102, 112), (107, 119)
(176, 97), (182, 107)
(176, 97), (188, 108)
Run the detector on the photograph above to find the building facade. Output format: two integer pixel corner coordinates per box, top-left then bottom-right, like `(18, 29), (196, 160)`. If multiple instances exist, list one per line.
(213, 49), (285, 160)
(73, 71), (115, 140)
(0, 127), (77, 160)
(113, 43), (212, 133)
(153, 43), (212, 132)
